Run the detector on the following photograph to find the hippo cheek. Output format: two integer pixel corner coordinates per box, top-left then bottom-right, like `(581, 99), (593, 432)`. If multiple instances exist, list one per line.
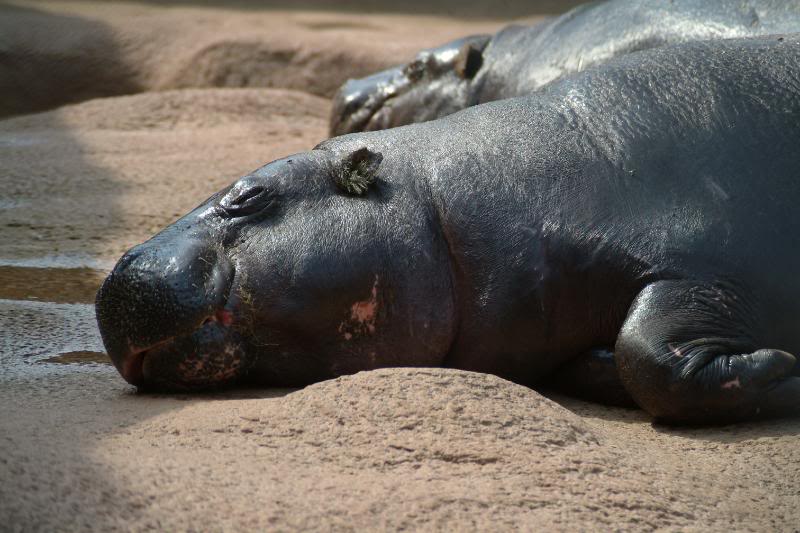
(137, 321), (249, 391)
(330, 67), (411, 135)
(363, 104), (395, 132)
(363, 91), (424, 131)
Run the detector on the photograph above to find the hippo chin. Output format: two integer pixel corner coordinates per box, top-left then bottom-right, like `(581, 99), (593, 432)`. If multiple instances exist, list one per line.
(98, 35), (800, 424)
(330, 0), (800, 136)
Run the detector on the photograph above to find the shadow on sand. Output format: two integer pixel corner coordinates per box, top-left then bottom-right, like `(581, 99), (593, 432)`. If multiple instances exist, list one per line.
(0, 3), (144, 119)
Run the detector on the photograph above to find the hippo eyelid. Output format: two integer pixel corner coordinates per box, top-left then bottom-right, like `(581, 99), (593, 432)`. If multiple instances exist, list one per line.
(218, 185), (275, 218)
(231, 186), (265, 205)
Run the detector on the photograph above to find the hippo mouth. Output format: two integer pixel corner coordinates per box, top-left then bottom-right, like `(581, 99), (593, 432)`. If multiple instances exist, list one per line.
(357, 95), (401, 133)
(330, 69), (410, 135)
(335, 88), (402, 135)
(119, 308), (246, 390)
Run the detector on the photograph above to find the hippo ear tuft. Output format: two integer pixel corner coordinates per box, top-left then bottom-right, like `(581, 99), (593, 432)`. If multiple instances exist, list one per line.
(335, 147), (383, 196)
(454, 42), (484, 80)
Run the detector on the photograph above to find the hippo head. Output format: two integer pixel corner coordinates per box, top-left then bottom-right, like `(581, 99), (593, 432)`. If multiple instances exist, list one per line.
(329, 34), (491, 136)
(96, 145), (456, 390)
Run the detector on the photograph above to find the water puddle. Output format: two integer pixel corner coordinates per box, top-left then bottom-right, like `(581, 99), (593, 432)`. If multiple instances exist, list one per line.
(0, 254), (113, 269)
(40, 350), (111, 365)
(0, 198), (29, 209)
(0, 258), (113, 382)
(0, 265), (107, 304)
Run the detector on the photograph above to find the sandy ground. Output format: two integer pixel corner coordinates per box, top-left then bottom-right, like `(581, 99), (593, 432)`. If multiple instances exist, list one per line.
(1, 2), (799, 531)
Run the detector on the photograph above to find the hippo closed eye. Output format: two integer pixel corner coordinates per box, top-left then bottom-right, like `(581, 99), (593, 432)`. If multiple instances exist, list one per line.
(98, 35), (800, 424)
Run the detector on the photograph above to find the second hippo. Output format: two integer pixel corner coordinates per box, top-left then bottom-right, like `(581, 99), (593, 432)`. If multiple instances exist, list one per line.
(330, 0), (800, 135)
(97, 36), (800, 424)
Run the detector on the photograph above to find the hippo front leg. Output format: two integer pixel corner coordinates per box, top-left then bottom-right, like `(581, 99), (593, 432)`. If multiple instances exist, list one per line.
(615, 280), (800, 424)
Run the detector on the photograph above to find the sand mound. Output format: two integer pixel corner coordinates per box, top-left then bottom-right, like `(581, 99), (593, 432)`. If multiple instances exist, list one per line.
(4, 365), (798, 530)
(90, 369), (668, 530)
(1, 87), (331, 132)
(0, 88), (330, 260)
(0, 2), (504, 118)
(268, 368), (601, 465)
(86, 368), (800, 531)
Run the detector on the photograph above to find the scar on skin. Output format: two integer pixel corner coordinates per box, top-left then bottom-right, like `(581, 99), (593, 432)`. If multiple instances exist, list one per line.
(217, 309), (234, 327)
(350, 275), (380, 331)
(721, 377), (741, 390)
(339, 275), (380, 339)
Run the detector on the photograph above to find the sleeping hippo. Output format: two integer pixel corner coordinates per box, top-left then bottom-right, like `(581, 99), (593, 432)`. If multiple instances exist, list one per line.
(330, 0), (800, 135)
(96, 35), (800, 424)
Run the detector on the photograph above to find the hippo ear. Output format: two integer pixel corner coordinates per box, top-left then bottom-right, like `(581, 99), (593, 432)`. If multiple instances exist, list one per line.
(334, 147), (383, 196)
(454, 41), (485, 80)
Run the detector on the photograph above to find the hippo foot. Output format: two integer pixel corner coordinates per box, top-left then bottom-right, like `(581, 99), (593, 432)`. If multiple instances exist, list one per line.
(615, 280), (800, 424)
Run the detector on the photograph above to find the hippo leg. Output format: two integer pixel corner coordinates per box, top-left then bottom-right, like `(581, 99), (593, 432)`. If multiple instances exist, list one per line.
(548, 349), (636, 407)
(615, 280), (800, 424)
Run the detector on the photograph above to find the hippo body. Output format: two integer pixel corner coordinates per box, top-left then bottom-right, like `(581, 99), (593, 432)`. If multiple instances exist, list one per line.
(97, 36), (800, 424)
(331, 0), (800, 135)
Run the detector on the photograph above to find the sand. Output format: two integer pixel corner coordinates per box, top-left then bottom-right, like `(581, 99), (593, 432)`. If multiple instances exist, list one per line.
(1, 2), (799, 531)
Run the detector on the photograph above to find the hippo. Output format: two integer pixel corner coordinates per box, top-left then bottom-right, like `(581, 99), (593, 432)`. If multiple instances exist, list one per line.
(330, 0), (800, 135)
(96, 35), (800, 424)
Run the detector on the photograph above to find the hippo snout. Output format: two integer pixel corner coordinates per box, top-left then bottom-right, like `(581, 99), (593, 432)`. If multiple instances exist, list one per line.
(329, 66), (410, 137)
(96, 237), (235, 387)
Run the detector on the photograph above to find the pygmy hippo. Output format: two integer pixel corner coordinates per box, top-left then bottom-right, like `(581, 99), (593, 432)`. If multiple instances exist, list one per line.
(97, 35), (800, 424)
(330, 0), (800, 135)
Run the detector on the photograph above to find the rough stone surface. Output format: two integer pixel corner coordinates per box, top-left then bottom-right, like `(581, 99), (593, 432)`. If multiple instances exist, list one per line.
(0, 88), (331, 261)
(2, 366), (799, 531)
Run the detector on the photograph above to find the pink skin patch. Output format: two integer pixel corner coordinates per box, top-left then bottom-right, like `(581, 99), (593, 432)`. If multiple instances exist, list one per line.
(349, 276), (379, 331)
(668, 343), (684, 358)
(721, 377), (741, 390)
(339, 275), (380, 340)
(216, 309), (234, 327)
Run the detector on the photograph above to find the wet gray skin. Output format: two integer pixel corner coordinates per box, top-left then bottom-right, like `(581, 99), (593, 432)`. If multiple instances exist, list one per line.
(330, 34), (491, 136)
(330, 0), (800, 135)
(98, 35), (800, 424)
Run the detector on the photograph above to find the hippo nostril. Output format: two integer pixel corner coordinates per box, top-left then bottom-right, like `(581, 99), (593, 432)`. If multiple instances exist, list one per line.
(120, 350), (146, 386)
(113, 248), (144, 273)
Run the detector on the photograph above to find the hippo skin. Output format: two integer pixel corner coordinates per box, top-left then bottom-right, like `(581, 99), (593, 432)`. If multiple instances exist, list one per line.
(96, 35), (800, 424)
(330, 0), (800, 136)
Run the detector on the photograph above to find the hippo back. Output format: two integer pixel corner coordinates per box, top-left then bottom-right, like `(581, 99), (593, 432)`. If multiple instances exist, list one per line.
(476, 0), (800, 102)
(324, 35), (800, 371)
